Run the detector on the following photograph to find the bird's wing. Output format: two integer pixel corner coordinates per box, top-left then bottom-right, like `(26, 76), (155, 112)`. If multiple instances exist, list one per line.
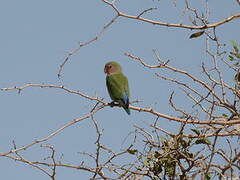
(106, 73), (129, 105)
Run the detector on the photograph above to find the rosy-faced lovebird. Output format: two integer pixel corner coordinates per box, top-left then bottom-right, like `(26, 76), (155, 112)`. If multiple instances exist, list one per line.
(104, 61), (130, 115)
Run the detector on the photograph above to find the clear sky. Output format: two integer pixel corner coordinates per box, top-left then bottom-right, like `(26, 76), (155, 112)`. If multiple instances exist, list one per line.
(0, 0), (239, 179)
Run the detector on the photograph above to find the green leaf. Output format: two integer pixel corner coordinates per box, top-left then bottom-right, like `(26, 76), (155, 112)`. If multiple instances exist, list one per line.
(230, 52), (240, 59)
(191, 128), (200, 136)
(143, 159), (149, 167)
(127, 149), (138, 155)
(222, 114), (228, 118)
(233, 46), (239, 54)
(228, 55), (234, 61)
(195, 138), (211, 145)
(234, 62), (240, 67)
(234, 53), (240, 59)
(179, 138), (188, 148)
(189, 31), (204, 39)
(205, 173), (212, 180)
(152, 162), (163, 176)
(165, 160), (176, 176)
(230, 40), (239, 48)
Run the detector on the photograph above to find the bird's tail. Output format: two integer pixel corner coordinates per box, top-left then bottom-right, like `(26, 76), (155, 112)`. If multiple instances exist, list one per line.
(123, 107), (130, 115)
(120, 97), (130, 115)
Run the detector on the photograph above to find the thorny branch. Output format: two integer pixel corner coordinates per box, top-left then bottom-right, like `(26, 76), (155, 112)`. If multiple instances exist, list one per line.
(1, 83), (240, 128)
(58, 0), (240, 77)
(57, 15), (118, 78)
(101, 0), (240, 30)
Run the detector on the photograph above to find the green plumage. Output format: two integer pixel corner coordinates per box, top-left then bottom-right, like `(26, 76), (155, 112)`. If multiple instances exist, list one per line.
(105, 62), (130, 115)
(106, 74), (129, 101)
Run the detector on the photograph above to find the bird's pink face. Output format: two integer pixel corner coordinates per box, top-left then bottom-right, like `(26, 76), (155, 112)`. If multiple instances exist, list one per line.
(104, 63), (116, 75)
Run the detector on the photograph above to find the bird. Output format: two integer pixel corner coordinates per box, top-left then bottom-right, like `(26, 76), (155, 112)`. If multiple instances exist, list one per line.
(104, 61), (130, 115)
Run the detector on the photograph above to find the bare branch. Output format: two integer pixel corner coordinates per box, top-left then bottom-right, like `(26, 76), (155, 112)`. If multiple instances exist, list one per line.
(101, 0), (240, 30)
(0, 105), (104, 156)
(58, 15), (119, 78)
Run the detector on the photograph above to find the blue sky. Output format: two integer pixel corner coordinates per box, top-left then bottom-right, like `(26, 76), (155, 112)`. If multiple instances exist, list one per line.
(0, 0), (239, 179)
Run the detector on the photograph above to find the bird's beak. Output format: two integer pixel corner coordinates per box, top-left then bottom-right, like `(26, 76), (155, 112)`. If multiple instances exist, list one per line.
(104, 66), (107, 74)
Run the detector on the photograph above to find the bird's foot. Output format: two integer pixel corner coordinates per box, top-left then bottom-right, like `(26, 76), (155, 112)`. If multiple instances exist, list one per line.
(108, 101), (116, 107)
